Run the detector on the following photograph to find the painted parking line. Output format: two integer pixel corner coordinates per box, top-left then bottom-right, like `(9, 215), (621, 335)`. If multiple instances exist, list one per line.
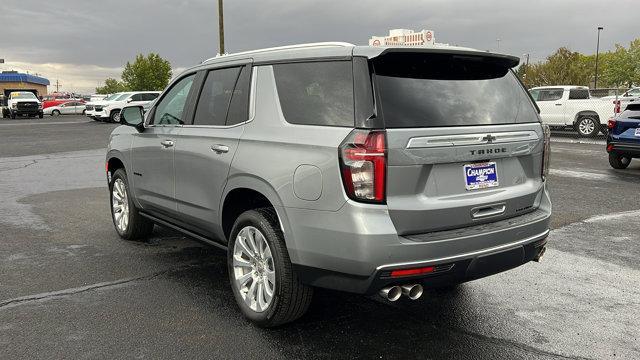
(0, 120), (94, 126)
(550, 137), (606, 146)
(549, 168), (640, 183)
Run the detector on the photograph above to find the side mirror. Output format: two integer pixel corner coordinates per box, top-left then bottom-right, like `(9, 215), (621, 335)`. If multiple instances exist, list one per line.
(126, 98), (134, 103)
(120, 106), (145, 132)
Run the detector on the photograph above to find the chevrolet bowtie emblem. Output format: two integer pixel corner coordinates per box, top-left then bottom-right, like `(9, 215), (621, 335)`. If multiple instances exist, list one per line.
(482, 134), (497, 143)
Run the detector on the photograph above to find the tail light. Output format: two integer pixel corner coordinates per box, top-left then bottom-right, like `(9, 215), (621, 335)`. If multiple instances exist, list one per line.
(541, 125), (551, 180)
(339, 129), (386, 203)
(607, 118), (617, 129)
(614, 100), (621, 114)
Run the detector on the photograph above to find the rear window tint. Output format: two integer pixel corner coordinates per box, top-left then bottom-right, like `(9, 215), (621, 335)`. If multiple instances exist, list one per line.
(373, 53), (539, 128)
(273, 61), (354, 127)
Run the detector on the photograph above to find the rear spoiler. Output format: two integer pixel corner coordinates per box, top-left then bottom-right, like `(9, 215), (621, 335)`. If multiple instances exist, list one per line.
(354, 46), (520, 69)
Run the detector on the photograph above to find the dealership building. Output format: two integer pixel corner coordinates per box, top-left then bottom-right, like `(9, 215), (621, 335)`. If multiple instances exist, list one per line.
(0, 71), (50, 97)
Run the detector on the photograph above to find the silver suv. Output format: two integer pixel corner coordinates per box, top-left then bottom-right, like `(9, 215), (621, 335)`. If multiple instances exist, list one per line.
(106, 42), (551, 327)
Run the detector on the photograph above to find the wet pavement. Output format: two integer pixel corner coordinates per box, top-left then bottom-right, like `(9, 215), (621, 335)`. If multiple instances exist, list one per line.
(1, 116), (639, 359)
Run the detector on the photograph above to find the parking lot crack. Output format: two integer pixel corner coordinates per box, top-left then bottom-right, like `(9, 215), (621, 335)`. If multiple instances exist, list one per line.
(0, 263), (202, 311)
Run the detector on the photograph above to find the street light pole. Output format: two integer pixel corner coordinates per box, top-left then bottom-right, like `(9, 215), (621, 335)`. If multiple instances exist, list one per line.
(218, 0), (225, 55)
(594, 26), (603, 89)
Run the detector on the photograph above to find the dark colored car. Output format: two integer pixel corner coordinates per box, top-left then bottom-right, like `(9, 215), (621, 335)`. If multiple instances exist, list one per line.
(607, 103), (640, 169)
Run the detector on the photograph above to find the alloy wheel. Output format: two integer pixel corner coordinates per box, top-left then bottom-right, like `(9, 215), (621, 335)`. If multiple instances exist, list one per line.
(232, 226), (276, 313)
(111, 178), (129, 233)
(578, 118), (595, 136)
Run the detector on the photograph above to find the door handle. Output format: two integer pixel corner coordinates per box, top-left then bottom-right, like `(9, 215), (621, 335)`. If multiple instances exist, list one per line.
(161, 140), (175, 148)
(211, 144), (230, 154)
(555, 103), (562, 106)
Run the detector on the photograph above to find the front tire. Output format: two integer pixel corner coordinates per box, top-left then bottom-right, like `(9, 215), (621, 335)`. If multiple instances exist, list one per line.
(109, 169), (154, 240)
(609, 153), (631, 169)
(575, 116), (599, 137)
(110, 109), (121, 123)
(228, 208), (313, 327)
(51, 110), (60, 117)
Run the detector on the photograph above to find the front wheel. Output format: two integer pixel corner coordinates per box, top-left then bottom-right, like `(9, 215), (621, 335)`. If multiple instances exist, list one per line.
(110, 110), (121, 123)
(575, 117), (599, 137)
(51, 110), (60, 117)
(228, 208), (313, 327)
(109, 169), (154, 240)
(609, 153), (631, 169)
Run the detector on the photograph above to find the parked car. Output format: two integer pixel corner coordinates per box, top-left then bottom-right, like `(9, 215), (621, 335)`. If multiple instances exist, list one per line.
(606, 103), (640, 169)
(93, 91), (160, 122)
(44, 100), (86, 116)
(107, 43), (551, 327)
(529, 85), (615, 137)
(3, 91), (43, 119)
(85, 93), (123, 120)
(90, 94), (109, 102)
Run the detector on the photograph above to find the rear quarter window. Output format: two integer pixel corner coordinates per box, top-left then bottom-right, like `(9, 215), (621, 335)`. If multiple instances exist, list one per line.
(273, 61), (354, 127)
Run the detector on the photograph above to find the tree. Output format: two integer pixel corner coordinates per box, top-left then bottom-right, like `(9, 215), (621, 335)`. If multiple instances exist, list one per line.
(96, 78), (127, 94)
(121, 53), (172, 91)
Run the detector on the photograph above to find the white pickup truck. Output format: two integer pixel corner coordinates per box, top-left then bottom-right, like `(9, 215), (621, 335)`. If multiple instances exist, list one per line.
(529, 86), (615, 137)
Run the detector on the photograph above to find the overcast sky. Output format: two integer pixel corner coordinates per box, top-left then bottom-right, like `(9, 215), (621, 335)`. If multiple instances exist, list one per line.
(1, 0), (637, 93)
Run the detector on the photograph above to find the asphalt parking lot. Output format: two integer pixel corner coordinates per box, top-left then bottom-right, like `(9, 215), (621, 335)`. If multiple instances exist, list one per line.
(1, 115), (639, 359)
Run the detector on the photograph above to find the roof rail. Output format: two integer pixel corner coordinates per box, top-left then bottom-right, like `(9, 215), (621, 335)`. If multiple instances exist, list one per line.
(202, 42), (355, 64)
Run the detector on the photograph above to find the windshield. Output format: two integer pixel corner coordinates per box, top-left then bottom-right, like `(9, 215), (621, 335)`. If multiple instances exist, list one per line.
(10, 92), (37, 100)
(103, 94), (121, 101)
(373, 53), (539, 128)
(114, 93), (131, 101)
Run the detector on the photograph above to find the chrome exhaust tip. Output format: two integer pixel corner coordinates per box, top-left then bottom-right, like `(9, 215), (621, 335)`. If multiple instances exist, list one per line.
(533, 246), (546, 262)
(379, 285), (402, 302)
(401, 284), (424, 300)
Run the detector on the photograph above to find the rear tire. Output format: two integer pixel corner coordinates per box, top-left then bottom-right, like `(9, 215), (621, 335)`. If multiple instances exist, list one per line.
(51, 110), (60, 117)
(109, 168), (154, 240)
(10, 112), (15, 119)
(227, 208), (313, 327)
(575, 116), (599, 137)
(609, 153), (631, 169)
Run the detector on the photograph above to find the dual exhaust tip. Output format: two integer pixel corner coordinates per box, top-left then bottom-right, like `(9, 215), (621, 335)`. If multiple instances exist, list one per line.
(379, 284), (423, 301)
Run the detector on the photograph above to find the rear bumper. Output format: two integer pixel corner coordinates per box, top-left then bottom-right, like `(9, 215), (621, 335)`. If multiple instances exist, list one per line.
(287, 184), (551, 294)
(607, 141), (640, 157)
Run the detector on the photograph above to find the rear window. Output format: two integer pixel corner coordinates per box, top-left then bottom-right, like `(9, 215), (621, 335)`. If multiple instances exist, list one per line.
(373, 53), (539, 128)
(273, 61), (354, 127)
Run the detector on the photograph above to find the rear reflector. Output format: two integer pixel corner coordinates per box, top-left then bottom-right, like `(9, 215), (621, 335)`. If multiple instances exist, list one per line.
(390, 266), (435, 278)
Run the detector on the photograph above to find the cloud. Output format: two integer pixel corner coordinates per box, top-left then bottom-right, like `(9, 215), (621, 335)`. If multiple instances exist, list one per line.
(1, 0), (638, 93)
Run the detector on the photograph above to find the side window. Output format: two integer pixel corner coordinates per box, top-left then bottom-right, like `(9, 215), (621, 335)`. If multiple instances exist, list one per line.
(568, 89), (589, 100)
(143, 93), (159, 101)
(130, 94), (144, 101)
(538, 89), (563, 101)
(152, 74), (195, 125)
(193, 67), (241, 126)
(226, 66), (251, 126)
(273, 61), (354, 127)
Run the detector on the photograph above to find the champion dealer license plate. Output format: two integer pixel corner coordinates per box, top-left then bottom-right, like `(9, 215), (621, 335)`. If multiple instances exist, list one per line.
(464, 162), (499, 191)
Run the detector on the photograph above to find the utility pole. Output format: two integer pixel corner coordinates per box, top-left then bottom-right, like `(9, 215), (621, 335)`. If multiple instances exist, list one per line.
(55, 79), (61, 92)
(524, 53), (530, 66)
(496, 38), (501, 51)
(218, 0), (225, 55)
(594, 26), (603, 89)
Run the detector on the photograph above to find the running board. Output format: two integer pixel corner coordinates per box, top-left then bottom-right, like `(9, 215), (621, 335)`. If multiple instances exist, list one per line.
(139, 212), (228, 251)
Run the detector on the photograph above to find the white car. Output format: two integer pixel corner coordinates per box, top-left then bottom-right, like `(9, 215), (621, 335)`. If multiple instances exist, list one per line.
(85, 93), (123, 119)
(93, 91), (160, 122)
(44, 101), (87, 116)
(529, 86), (616, 137)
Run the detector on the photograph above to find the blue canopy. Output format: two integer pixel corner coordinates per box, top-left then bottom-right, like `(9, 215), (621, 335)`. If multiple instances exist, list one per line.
(0, 72), (50, 86)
